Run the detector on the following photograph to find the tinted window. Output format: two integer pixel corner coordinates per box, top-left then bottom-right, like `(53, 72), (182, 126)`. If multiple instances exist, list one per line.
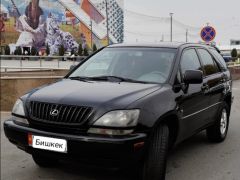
(197, 49), (220, 76)
(210, 49), (227, 70)
(180, 49), (202, 75)
(70, 48), (177, 83)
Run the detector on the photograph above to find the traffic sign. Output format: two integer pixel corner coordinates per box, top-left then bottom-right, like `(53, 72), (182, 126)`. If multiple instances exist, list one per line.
(200, 26), (216, 42)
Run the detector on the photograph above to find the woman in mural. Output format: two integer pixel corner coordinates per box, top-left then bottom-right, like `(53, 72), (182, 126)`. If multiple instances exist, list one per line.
(15, 0), (46, 49)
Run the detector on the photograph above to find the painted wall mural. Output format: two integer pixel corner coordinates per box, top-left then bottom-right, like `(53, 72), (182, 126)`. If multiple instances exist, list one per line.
(0, 0), (124, 55)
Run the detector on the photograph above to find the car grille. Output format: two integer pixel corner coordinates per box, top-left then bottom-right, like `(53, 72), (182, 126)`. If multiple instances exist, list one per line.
(29, 101), (93, 126)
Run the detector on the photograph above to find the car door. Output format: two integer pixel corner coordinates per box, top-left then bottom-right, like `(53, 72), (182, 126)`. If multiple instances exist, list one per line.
(176, 48), (210, 139)
(196, 48), (225, 123)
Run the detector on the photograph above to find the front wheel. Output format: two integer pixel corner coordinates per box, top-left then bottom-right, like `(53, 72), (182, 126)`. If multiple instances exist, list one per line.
(141, 125), (169, 180)
(207, 102), (230, 142)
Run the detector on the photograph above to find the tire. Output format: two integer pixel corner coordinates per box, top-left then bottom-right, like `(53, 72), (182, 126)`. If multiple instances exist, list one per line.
(141, 125), (169, 180)
(32, 153), (58, 167)
(206, 102), (230, 143)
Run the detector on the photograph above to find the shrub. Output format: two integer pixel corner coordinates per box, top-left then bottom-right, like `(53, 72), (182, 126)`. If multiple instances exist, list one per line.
(71, 49), (75, 55)
(14, 46), (22, 55)
(93, 44), (97, 52)
(83, 47), (89, 56)
(4, 45), (10, 55)
(58, 44), (65, 56)
(231, 48), (238, 58)
(46, 44), (50, 56)
(78, 44), (83, 56)
(31, 47), (37, 56)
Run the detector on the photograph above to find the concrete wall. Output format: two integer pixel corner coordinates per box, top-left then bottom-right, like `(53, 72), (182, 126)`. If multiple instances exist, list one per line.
(1, 67), (240, 111)
(229, 66), (240, 80)
(1, 77), (61, 111)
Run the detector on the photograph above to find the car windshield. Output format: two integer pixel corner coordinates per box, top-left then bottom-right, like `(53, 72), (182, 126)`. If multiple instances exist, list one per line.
(69, 47), (177, 84)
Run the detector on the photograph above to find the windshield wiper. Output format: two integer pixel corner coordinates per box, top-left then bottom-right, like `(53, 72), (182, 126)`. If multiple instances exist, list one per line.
(88, 76), (149, 84)
(69, 76), (149, 84)
(68, 76), (93, 82)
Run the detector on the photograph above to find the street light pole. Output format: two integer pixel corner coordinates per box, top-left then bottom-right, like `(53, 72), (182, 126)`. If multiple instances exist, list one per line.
(170, 13), (174, 42)
(105, 0), (110, 45)
(186, 29), (188, 42)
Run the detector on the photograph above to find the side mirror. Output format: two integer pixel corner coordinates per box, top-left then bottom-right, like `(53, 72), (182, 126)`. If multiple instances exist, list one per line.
(184, 70), (203, 84)
(70, 65), (76, 71)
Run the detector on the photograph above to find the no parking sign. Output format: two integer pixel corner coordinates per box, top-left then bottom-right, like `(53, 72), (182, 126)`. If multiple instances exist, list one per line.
(200, 26), (216, 42)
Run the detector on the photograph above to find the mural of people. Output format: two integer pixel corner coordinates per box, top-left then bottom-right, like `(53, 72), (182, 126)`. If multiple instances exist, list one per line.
(15, 0), (46, 48)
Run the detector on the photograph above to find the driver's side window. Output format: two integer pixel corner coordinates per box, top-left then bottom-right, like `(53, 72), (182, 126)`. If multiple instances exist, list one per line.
(180, 48), (202, 77)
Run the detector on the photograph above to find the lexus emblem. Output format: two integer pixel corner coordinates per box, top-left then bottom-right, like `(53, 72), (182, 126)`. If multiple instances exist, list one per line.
(50, 109), (59, 116)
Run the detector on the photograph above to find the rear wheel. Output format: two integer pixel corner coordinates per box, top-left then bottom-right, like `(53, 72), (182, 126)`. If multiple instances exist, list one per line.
(32, 153), (58, 167)
(207, 102), (230, 142)
(141, 125), (169, 180)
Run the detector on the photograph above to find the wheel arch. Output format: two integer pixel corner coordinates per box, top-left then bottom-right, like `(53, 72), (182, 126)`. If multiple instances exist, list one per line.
(153, 111), (180, 147)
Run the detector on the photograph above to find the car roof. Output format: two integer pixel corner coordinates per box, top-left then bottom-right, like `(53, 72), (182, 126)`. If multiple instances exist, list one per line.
(108, 42), (211, 49)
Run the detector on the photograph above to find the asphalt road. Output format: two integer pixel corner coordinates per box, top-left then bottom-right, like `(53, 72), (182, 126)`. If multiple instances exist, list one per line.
(1, 80), (240, 180)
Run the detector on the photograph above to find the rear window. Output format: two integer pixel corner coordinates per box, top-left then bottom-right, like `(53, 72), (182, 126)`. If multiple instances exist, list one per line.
(210, 49), (228, 71)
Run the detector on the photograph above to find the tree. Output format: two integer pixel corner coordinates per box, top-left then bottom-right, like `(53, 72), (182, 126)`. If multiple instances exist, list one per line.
(93, 44), (97, 52)
(83, 47), (89, 56)
(46, 44), (50, 56)
(78, 43), (83, 56)
(31, 47), (37, 56)
(231, 48), (238, 59)
(4, 45), (10, 55)
(14, 46), (22, 55)
(71, 49), (75, 55)
(58, 44), (65, 56)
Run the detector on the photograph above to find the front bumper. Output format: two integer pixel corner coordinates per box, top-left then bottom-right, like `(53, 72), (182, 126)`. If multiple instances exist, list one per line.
(4, 119), (147, 167)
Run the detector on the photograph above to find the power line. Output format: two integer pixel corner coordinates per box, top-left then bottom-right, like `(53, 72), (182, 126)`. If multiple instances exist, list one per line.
(125, 9), (201, 32)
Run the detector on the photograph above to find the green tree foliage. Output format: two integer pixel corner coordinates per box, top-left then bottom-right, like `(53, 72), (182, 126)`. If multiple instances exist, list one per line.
(231, 48), (238, 58)
(14, 46), (22, 55)
(71, 49), (75, 55)
(4, 45), (10, 55)
(31, 47), (37, 56)
(58, 44), (65, 56)
(83, 47), (89, 56)
(83, 48), (89, 56)
(46, 44), (50, 56)
(78, 44), (83, 56)
(93, 44), (97, 52)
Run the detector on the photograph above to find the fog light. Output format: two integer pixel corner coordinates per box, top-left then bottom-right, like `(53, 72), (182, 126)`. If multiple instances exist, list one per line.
(88, 128), (133, 136)
(13, 116), (29, 125)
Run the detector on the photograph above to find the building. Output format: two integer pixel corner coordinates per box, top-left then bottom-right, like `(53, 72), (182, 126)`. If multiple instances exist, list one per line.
(230, 39), (240, 45)
(0, 0), (124, 55)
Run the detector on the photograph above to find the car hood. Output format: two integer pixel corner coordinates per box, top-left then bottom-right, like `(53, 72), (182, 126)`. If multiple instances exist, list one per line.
(28, 79), (162, 110)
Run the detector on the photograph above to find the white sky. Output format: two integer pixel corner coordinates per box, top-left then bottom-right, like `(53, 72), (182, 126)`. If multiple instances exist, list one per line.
(124, 0), (240, 45)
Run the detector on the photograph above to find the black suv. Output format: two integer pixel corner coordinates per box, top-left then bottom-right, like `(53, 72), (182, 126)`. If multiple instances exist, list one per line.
(4, 43), (233, 180)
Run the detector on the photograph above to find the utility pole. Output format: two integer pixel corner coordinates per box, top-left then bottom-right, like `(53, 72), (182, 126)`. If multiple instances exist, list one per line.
(105, 0), (110, 45)
(90, 20), (93, 49)
(170, 13), (173, 42)
(186, 29), (188, 42)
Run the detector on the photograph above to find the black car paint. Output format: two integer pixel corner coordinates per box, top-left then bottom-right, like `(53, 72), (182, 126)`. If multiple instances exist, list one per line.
(4, 43), (232, 165)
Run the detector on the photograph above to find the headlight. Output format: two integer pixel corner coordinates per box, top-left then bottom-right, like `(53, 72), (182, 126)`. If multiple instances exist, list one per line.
(88, 110), (140, 136)
(12, 99), (29, 125)
(92, 110), (140, 127)
(12, 99), (25, 117)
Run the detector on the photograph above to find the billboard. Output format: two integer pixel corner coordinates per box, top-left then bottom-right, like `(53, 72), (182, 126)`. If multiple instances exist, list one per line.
(0, 0), (124, 55)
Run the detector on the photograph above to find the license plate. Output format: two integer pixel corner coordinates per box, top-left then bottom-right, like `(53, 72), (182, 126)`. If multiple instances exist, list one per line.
(32, 135), (67, 153)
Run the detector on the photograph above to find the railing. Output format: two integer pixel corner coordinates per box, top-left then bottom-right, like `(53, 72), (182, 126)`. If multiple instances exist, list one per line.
(0, 55), (86, 71)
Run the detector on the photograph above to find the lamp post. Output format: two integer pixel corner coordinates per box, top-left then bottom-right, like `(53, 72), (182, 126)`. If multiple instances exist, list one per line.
(170, 13), (174, 42)
(105, 0), (110, 45)
(90, 20), (93, 49)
